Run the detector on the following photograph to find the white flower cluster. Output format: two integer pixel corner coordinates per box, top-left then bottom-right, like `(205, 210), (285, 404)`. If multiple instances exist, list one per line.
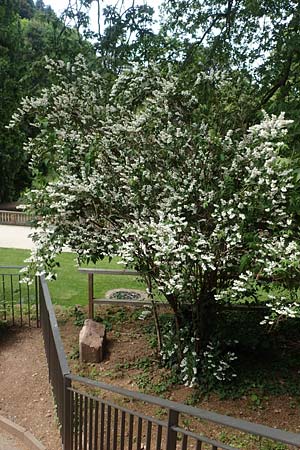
(260, 295), (300, 326)
(202, 341), (238, 383)
(9, 56), (299, 368)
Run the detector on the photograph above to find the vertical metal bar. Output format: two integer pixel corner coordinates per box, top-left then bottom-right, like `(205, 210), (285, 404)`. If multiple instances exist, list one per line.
(35, 276), (39, 327)
(1, 274), (6, 321)
(120, 411), (125, 450)
(166, 409), (179, 450)
(79, 394), (83, 450)
(128, 414), (134, 450)
(27, 283), (31, 327)
(146, 421), (152, 450)
(18, 275), (22, 326)
(181, 434), (188, 450)
(100, 403), (105, 450)
(112, 409), (118, 450)
(89, 398), (93, 450)
(75, 393), (79, 450)
(195, 440), (202, 450)
(93, 401), (99, 450)
(70, 390), (74, 450)
(63, 378), (72, 450)
(106, 405), (111, 450)
(10, 275), (14, 325)
(211, 446), (217, 450)
(88, 273), (94, 319)
(84, 396), (88, 450)
(156, 425), (162, 450)
(136, 417), (142, 450)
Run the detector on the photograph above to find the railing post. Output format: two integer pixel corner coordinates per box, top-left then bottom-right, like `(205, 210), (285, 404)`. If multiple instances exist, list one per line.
(63, 376), (72, 450)
(166, 408), (179, 450)
(88, 273), (94, 319)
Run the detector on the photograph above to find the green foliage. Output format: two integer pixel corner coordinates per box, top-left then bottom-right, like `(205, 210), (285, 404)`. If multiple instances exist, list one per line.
(71, 306), (86, 327)
(0, 0), (96, 202)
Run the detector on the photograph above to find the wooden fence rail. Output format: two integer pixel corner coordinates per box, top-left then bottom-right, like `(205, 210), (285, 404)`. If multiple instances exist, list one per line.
(0, 210), (31, 225)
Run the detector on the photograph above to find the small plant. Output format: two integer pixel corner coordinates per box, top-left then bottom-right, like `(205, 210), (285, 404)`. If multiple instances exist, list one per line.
(69, 346), (79, 360)
(71, 306), (85, 327)
(201, 340), (238, 389)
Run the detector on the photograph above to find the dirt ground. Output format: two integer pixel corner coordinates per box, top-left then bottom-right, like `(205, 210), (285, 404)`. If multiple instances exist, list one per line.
(58, 305), (300, 447)
(0, 327), (61, 450)
(1, 306), (300, 450)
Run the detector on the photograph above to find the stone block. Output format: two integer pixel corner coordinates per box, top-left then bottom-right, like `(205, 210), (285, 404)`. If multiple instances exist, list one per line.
(79, 319), (106, 363)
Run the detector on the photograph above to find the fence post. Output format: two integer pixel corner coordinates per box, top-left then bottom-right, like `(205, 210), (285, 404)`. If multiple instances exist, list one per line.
(88, 273), (94, 319)
(63, 376), (72, 450)
(166, 408), (179, 450)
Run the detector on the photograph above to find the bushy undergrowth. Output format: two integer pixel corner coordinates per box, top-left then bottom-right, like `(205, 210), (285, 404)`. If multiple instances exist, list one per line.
(144, 310), (300, 397)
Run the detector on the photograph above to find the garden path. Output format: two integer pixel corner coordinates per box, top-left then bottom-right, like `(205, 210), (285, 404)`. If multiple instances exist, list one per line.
(0, 327), (62, 450)
(0, 225), (33, 250)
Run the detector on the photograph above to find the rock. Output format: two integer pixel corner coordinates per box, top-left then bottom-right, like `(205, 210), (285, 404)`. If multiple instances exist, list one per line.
(79, 319), (106, 363)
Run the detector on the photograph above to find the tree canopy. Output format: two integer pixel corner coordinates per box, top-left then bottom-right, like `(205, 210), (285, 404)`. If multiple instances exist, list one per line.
(0, 0), (95, 203)
(4, 0), (300, 386)
(10, 58), (300, 385)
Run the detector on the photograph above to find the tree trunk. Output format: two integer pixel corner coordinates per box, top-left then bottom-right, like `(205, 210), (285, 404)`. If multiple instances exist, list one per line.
(193, 289), (217, 356)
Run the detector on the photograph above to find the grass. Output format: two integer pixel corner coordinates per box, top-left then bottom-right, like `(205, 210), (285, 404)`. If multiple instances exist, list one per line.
(0, 247), (145, 307)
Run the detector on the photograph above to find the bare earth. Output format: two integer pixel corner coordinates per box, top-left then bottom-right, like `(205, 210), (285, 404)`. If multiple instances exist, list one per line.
(0, 327), (62, 450)
(1, 309), (300, 450)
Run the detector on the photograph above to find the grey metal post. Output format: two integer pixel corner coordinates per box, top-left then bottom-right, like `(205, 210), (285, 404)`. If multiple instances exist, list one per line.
(166, 409), (179, 450)
(63, 376), (72, 450)
(88, 273), (94, 319)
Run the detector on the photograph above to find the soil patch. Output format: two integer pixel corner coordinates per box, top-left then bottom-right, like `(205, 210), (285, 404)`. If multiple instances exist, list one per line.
(0, 327), (61, 450)
(57, 305), (300, 448)
(1, 306), (300, 450)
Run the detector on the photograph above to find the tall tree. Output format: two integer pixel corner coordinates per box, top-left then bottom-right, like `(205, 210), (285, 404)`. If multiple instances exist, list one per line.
(9, 60), (300, 385)
(0, 0), (96, 202)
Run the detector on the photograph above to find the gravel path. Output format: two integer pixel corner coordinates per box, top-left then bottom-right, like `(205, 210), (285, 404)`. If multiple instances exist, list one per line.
(0, 328), (62, 450)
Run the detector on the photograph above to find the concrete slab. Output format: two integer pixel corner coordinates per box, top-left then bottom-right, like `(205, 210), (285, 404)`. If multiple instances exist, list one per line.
(0, 225), (71, 252)
(0, 225), (34, 250)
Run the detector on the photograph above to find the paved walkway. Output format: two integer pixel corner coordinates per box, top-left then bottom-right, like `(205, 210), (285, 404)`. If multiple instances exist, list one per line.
(0, 225), (70, 252)
(0, 430), (29, 450)
(0, 225), (34, 250)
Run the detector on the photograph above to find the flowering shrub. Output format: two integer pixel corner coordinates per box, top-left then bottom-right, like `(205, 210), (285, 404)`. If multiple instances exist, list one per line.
(201, 341), (238, 388)
(260, 295), (300, 328)
(160, 324), (200, 386)
(9, 56), (300, 378)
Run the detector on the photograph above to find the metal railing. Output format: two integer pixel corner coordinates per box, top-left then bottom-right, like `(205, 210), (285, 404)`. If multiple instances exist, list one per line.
(36, 273), (300, 450)
(0, 210), (31, 225)
(0, 266), (39, 326)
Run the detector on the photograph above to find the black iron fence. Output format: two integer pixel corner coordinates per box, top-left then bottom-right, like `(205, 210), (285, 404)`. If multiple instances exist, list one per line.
(2, 266), (300, 450)
(0, 266), (39, 326)
(37, 274), (300, 450)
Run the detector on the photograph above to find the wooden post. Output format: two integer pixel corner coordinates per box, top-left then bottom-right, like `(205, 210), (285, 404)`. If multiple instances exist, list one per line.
(88, 273), (94, 319)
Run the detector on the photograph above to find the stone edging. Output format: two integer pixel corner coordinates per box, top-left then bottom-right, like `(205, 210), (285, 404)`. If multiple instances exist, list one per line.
(0, 415), (46, 450)
(105, 288), (148, 300)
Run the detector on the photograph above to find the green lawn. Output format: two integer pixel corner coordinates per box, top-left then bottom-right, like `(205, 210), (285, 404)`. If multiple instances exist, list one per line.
(0, 248), (145, 307)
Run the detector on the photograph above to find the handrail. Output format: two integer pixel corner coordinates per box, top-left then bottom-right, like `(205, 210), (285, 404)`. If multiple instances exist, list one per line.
(27, 271), (300, 449)
(67, 374), (300, 446)
(40, 275), (70, 376)
(78, 268), (138, 275)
